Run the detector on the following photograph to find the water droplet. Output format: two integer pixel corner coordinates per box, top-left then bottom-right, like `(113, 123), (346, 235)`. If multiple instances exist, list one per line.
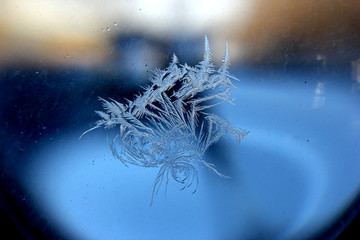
(101, 28), (105, 32)
(107, 27), (110, 32)
(113, 22), (118, 26)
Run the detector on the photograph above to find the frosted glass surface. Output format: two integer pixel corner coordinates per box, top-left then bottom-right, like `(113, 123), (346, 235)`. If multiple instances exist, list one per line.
(20, 70), (360, 240)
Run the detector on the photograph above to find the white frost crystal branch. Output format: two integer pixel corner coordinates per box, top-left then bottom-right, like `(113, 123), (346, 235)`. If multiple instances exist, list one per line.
(82, 36), (249, 205)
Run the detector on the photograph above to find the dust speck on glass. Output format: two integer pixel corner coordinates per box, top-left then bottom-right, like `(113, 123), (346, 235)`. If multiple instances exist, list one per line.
(81, 36), (249, 205)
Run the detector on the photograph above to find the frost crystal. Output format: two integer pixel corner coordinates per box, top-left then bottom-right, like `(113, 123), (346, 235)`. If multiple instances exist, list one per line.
(81, 36), (249, 205)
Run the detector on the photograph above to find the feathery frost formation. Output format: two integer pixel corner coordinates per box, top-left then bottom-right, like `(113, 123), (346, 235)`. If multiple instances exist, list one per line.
(82, 36), (249, 205)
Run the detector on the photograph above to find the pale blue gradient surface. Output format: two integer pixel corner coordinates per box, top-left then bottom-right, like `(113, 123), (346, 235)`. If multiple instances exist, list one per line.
(21, 70), (360, 239)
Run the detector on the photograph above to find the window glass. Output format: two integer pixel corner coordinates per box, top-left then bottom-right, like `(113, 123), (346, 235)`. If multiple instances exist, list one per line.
(0, 1), (359, 239)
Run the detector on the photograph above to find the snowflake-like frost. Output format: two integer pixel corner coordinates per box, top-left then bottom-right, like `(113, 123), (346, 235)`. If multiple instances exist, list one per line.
(81, 36), (249, 205)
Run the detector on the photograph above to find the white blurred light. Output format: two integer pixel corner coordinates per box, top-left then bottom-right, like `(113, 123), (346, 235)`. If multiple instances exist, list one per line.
(0, 0), (253, 66)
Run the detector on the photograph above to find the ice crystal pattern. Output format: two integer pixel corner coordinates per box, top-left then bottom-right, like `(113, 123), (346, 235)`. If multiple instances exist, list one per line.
(81, 36), (249, 205)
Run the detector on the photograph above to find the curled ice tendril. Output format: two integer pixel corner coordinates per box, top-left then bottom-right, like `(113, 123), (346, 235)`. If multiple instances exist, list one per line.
(82, 36), (249, 205)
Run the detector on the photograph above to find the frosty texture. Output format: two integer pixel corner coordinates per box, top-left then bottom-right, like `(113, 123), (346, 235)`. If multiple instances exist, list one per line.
(82, 36), (249, 205)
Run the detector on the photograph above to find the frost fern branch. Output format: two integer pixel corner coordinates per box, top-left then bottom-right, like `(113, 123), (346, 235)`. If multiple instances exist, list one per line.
(82, 36), (249, 205)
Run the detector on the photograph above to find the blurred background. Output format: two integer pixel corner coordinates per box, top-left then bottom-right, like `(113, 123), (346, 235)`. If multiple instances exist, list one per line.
(1, 0), (360, 67)
(1, 0), (360, 239)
